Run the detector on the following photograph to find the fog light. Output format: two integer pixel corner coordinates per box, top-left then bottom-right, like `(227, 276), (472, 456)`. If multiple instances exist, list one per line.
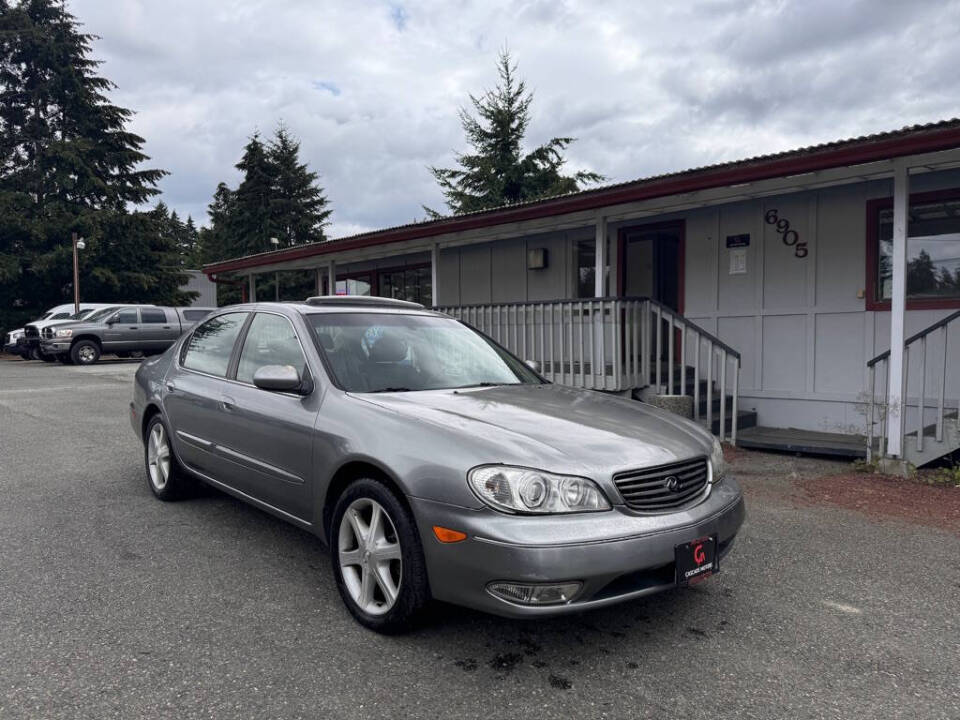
(486, 581), (582, 606)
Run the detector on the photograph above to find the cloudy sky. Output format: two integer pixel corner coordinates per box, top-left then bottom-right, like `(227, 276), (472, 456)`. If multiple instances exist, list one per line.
(73, 0), (960, 238)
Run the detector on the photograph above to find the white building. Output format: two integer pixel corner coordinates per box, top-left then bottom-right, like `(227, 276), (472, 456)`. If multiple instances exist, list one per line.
(204, 120), (960, 468)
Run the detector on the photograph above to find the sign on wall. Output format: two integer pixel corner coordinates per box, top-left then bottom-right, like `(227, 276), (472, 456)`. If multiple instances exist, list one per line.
(726, 233), (750, 248)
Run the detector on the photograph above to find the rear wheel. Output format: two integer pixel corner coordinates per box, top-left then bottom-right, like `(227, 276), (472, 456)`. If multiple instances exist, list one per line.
(331, 479), (430, 633)
(144, 415), (193, 500)
(70, 339), (100, 365)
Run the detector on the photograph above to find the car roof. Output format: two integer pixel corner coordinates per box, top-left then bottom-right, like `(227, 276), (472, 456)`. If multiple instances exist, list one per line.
(217, 297), (447, 318)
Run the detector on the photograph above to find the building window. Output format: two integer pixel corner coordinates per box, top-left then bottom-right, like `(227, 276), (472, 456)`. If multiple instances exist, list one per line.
(380, 266), (432, 305)
(875, 196), (960, 303)
(334, 274), (372, 296)
(576, 240), (597, 298)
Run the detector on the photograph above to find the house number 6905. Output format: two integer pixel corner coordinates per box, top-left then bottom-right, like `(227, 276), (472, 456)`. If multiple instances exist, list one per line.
(764, 208), (808, 258)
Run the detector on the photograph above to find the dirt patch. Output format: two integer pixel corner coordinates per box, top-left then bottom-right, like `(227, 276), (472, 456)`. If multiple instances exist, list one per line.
(795, 472), (960, 536)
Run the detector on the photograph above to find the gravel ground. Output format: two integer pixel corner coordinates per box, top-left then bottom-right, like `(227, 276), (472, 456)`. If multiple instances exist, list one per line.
(0, 357), (958, 719)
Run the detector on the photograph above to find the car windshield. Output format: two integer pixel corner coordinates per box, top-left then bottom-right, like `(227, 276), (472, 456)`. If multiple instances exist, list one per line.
(84, 306), (121, 322)
(69, 310), (92, 320)
(307, 312), (542, 393)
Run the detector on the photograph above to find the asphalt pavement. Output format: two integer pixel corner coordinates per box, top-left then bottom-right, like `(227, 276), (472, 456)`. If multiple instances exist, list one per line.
(0, 357), (957, 719)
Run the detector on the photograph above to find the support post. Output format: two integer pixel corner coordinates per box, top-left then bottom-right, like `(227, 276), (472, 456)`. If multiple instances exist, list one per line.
(72, 232), (80, 315)
(328, 261), (336, 295)
(316, 267), (324, 296)
(274, 271), (280, 302)
(594, 216), (607, 297)
(248, 274), (256, 303)
(886, 161), (909, 458)
(431, 243), (439, 306)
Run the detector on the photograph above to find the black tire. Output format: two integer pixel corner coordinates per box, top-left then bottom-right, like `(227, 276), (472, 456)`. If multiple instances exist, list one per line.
(70, 339), (100, 365)
(143, 414), (194, 501)
(330, 478), (430, 633)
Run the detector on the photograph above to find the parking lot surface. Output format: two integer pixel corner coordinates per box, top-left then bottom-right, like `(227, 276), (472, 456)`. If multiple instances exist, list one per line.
(0, 357), (958, 719)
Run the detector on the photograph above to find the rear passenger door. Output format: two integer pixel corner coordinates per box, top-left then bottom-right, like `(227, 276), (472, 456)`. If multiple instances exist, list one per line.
(139, 307), (177, 350)
(216, 311), (319, 521)
(163, 312), (250, 482)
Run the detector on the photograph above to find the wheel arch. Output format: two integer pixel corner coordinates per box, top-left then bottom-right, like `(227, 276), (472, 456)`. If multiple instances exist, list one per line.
(321, 459), (412, 544)
(70, 334), (102, 349)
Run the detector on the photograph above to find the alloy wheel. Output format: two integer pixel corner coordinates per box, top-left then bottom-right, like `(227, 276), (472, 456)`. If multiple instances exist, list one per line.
(78, 345), (96, 363)
(338, 498), (403, 615)
(147, 422), (171, 490)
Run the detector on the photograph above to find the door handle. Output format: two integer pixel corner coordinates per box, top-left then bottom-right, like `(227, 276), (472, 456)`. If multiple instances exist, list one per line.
(162, 326), (171, 329)
(166, 383), (177, 393)
(220, 396), (236, 411)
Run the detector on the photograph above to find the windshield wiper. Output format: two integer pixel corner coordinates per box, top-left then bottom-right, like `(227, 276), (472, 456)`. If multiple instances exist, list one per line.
(451, 381), (508, 389)
(367, 387), (414, 393)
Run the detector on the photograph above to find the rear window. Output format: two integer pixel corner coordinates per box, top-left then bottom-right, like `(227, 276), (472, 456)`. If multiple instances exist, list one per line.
(140, 309), (167, 323)
(182, 309), (212, 321)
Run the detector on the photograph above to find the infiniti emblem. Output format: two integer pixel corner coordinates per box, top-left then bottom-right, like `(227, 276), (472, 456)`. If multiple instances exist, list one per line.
(665, 475), (680, 492)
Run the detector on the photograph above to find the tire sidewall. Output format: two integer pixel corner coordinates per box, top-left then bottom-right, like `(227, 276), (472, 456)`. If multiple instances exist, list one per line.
(144, 414), (182, 500)
(330, 479), (429, 633)
(71, 340), (100, 365)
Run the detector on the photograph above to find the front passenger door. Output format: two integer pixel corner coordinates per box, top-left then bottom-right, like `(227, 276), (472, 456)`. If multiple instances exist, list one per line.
(216, 312), (320, 521)
(102, 308), (140, 353)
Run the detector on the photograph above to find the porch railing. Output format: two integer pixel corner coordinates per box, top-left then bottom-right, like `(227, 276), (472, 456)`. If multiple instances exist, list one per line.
(866, 308), (960, 460)
(435, 297), (742, 442)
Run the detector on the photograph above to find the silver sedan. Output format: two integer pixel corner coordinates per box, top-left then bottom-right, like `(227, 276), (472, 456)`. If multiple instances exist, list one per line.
(130, 297), (745, 633)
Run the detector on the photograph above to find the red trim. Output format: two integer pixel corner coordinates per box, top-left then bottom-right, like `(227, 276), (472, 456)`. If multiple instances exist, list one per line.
(617, 219), (686, 313)
(865, 187), (960, 311)
(205, 124), (960, 276)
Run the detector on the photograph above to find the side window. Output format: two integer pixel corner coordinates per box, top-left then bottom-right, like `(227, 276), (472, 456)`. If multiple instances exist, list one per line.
(141, 308), (167, 323)
(236, 313), (307, 385)
(115, 309), (139, 324)
(181, 312), (248, 377)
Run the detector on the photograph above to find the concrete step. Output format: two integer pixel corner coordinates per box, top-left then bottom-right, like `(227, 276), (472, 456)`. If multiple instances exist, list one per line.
(737, 426), (867, 458)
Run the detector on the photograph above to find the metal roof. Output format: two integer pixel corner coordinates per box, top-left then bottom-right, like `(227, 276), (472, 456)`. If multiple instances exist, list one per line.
(204, 118), (960, 275)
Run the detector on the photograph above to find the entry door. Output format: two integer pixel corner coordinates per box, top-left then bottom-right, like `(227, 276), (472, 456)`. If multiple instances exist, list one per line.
(620, 222), (683, 311)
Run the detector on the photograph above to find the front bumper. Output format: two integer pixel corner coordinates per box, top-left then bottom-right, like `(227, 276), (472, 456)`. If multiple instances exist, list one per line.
(39, 339), (71, 356)
(411, 477), (745, 618)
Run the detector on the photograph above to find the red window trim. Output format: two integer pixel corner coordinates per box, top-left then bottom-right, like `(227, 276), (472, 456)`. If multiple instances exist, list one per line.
(865, 187), (960, 311)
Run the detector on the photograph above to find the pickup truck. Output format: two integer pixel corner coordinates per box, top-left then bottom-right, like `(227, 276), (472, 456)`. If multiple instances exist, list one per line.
(39, 305), (214, 365)
(20, 304), (115, 361)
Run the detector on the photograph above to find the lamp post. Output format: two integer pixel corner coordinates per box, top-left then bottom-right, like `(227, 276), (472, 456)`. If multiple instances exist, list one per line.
(72, 233), (86, 314)
(270, 237), (280, 301)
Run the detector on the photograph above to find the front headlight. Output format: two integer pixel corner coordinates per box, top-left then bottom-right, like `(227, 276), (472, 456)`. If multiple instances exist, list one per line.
(710, 438), (727, 484)
(55, 328), (73, 337)
(468, 465), (611, 514)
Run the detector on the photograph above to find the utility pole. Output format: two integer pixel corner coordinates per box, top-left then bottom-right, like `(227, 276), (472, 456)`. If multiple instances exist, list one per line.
(72, 233), (80, 315)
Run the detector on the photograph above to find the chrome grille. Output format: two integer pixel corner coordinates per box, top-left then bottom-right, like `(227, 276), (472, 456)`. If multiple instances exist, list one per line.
(614, 457), (709, 512)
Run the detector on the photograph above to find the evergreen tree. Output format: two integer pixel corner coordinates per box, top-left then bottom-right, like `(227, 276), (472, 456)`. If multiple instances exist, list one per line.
(268, 124), (331, 245)
(230, 132), (278, 257)
(0, 0), (187, 332)
(425, 51), (603, 218)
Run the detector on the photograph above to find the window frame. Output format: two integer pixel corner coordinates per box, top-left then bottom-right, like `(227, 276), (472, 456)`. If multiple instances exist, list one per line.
(232, 310), (312, 389)
(865, 187), (960, 311)
(178, 311), (252, 379)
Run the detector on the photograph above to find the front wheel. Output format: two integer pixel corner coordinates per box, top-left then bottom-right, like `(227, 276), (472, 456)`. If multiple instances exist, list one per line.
(70, 339), (100, 365)
(331, 479), (430, 633)
(144, 415), (194, 500)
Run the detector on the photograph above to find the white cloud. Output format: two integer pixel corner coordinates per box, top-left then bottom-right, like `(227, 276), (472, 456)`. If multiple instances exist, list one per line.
(71, 0), (960, 238)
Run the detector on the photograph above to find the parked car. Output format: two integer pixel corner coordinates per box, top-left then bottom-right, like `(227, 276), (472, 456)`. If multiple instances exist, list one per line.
(130, 297), (745, 633)
(41, 305), (214, 365)
(22, 304), (115, 361)
(3, 303), (88, 359)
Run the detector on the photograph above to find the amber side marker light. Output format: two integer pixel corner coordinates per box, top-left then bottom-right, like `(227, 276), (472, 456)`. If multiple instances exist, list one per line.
(432, 526), (467, 543)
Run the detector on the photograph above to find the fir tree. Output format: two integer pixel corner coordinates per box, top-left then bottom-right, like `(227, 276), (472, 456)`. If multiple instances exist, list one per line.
(268, 124), (331, 245)
(0, 0), (186, 331)
(425, 51), (603, 218)
(230, 132), (278, 256)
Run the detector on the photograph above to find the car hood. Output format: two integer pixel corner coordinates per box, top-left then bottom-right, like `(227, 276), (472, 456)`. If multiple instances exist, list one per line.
(355, 384), (713, 477)
(27, 318), (83, 331)
(42, 320), (104, 333)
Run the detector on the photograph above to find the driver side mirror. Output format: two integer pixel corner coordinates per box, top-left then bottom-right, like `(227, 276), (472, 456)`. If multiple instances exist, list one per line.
(105, 316), (116, 325)
(253, 364), (312, 395)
